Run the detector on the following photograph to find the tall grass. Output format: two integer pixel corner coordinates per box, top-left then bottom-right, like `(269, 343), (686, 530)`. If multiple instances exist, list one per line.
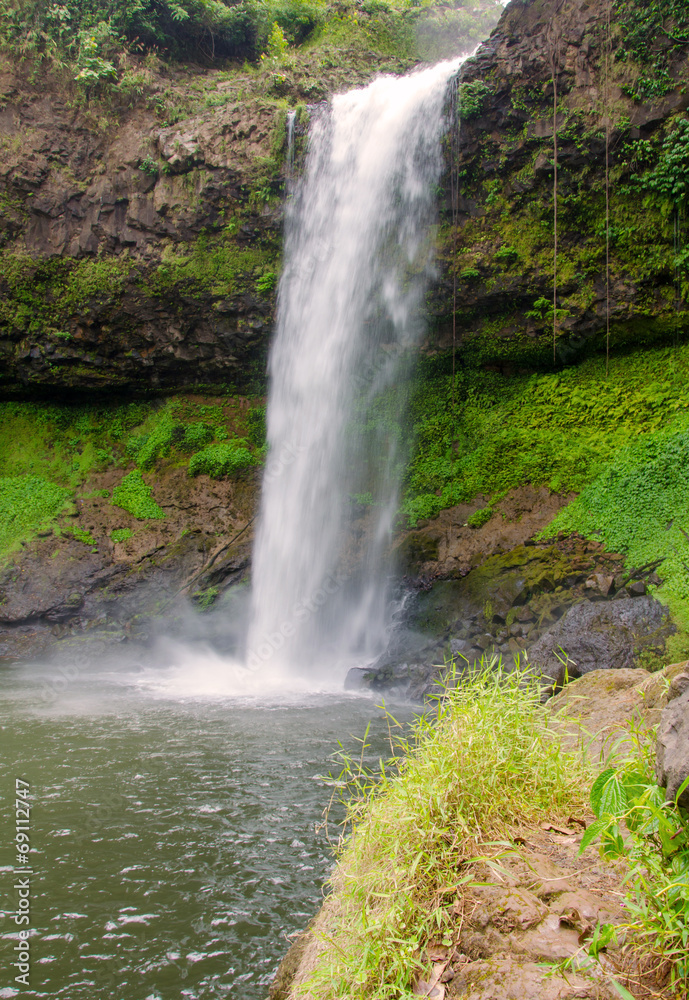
(305, 661), (591, 999)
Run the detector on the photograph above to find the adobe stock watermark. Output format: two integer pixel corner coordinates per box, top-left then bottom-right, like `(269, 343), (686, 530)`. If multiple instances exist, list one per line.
(12, 778), (32, 988)
(261, 439), (308, 486)
(37, 649), (91, 707)
(245, 568), (347, 671)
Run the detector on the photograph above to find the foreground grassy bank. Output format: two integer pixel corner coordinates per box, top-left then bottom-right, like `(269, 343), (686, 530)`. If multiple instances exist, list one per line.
(284, 664), (689, 999)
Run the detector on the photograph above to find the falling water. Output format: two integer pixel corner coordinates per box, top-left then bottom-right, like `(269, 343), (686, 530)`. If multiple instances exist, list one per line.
(285, 109), (296, 178)
(247, 59), (464, 679)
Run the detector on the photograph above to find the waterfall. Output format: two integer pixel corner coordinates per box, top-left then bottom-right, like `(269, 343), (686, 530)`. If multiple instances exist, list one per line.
(247, 59), (464, 681)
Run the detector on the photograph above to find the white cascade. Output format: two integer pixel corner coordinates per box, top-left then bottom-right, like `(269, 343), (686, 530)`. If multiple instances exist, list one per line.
(247, 58), (464, 680)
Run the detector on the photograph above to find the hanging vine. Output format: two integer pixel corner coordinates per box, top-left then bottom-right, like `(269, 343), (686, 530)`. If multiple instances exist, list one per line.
(546, 1), (566, 364)
(605, 0), (612, 376)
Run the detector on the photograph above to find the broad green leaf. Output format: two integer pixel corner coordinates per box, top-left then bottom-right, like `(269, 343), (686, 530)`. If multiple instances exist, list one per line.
(598, 773), (628, 818)
(578, 816), (608, 854)
(590, 768), (616, 817)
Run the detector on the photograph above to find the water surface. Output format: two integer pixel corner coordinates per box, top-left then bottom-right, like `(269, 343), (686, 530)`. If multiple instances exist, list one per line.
(0, 656), (408, 999)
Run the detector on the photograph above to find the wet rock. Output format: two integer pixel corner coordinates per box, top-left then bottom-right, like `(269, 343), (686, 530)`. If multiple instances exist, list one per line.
(527, 597), (674, 686)
(655, 686), (689, 809)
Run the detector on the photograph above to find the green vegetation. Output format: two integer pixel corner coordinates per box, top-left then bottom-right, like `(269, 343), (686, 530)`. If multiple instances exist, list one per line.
(111, 469), (165, 519)
(467, 505), (491, 528)
(402, 343), (689, 526)
(624, 117), (689, 210)
(0, 0), (326, 69)
(306, 662), (590, 998)
(0, 253), (133, 339)
(0, 475), (70, 553)
(145, 232), (279, 299)
(458, 80), (492, 120)
(192, 585), (219, 609)
(0, 0), (504, 90)
(543, 414), (689, 628)
(579, 722), (689, 996)
(110, 527), (134, 543)
(188, 439), (255, 477)
(615, 0), (689, 101)
(71, 525), (97, 545)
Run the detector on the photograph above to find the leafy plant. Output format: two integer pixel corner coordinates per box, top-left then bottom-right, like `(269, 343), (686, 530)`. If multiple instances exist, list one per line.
(467, 505), (491, 528)
(188, 439), (254, 478)
(0, 475), (70, 554)
(458, 80), (492, 120)
(110, 527), (134, 543)
(70, 526), (97, 545)
(111, 469), (165, 519)
(494, 245), (518, 263)
(181, 422), (214, 451)
(579, 725), (689, 995)
(256, 269), (277, 294)
(138, 155), (159, 176)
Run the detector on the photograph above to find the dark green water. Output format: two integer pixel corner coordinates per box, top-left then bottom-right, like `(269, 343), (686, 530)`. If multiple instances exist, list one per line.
(0, 656), (404, 999)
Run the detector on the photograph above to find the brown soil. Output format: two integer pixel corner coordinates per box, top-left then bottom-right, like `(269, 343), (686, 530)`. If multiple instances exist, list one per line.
(394, 485), (573, 580)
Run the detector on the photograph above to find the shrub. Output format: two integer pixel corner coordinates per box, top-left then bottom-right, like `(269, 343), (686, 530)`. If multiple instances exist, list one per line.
(188, 440), (254, 478)
(111, 470), (165, 519)
(181, 422), (214, 451)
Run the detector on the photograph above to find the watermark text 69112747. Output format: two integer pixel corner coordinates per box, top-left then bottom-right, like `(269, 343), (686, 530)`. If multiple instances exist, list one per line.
(13, 778), (32, 987)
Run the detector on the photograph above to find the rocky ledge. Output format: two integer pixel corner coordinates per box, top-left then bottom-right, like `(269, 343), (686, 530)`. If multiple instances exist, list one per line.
(347, 532), (673, 700)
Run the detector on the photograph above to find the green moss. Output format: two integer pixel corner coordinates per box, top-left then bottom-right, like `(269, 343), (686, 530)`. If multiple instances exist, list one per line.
(188, 440), (254, 478)
(402, 343), (689, 525)
(542, 415), (689, 628)
(0, 252), (132, 336)
(0, 475), (71, 554)
(111, 470), (165, 519)
(0, 401), (152, 488)
(144, 231), (278, 298)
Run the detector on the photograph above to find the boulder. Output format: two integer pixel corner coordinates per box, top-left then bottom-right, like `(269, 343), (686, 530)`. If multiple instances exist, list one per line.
(527, 597), (674, 686)
(655, 683), (689, 809)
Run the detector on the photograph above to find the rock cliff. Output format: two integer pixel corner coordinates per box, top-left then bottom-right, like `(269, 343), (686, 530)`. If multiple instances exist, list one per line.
(2, 0), (688, 395)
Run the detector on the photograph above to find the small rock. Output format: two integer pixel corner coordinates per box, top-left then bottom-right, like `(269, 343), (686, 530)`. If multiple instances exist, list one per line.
(344, 667), (371, 691)
(626, 580), (646, 597)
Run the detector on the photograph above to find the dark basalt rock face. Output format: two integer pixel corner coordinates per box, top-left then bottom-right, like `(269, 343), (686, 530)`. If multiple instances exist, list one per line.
(348, 536), (674, 701)
(428, 0), (689, 367)
(0, 70), (282, 397)
(656, 678), (689, 810)
(2, 0), (688, 395)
